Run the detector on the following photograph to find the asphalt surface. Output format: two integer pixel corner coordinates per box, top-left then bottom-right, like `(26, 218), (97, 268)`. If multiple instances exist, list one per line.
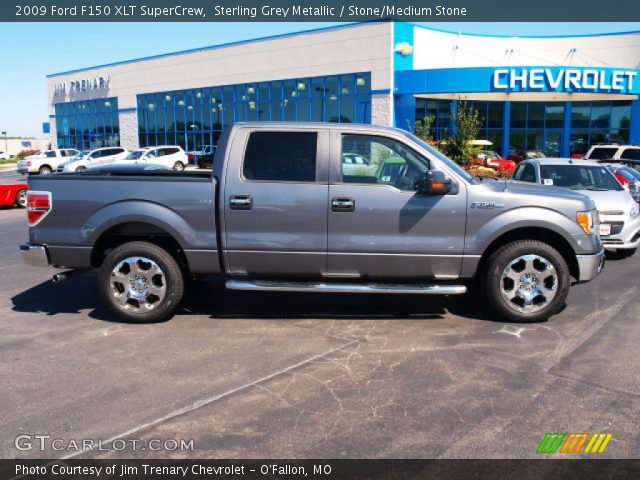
(0, 169), (26, 183)
(1, 206), (639, 459)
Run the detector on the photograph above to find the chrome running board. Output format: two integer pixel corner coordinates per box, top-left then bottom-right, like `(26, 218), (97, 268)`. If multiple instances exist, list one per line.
(226, 280), (466, 295)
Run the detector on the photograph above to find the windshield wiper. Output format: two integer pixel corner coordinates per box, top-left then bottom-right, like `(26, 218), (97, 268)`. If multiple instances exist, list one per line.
(586, 187), (609, 191)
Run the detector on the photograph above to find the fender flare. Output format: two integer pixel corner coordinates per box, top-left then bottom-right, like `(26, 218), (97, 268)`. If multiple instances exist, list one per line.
(82, 200), (196, 248)
(467, 206), (584, 256)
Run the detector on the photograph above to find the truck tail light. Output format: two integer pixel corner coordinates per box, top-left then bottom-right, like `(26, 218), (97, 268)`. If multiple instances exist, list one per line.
(27, 161), (32, 167)
(27, 191), (52, 226)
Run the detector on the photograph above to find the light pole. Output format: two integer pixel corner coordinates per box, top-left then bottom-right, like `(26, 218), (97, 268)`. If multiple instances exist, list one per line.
(1, 131), (6, 154)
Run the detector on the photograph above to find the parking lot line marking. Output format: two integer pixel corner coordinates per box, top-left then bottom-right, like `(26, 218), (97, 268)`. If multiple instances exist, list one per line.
(60, 337), (361, 460)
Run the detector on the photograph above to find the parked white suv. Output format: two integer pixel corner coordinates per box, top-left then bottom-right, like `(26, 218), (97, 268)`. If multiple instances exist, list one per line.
(584, 144), (640, 161)
(0, 151), (10, 160)
(58, 147), (128, 172)
(17, 149), (80, 174)
(513, 157), (640, 257)
(111, 146), (188, 171)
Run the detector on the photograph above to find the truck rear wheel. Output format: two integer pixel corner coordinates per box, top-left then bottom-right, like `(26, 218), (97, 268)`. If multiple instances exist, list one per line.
(99, 241), (184, 323)
(484, 240), (570, 322)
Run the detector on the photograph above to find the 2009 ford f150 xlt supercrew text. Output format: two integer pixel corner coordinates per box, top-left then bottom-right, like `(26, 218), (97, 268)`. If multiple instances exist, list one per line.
(21, 123), (605, 323)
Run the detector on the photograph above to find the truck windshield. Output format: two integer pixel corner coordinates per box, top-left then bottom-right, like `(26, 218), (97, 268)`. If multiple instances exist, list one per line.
(402, 131), (478, 185)
(540, 165), (623, 191)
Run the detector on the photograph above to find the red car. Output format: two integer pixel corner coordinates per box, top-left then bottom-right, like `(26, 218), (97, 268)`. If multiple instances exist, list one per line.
(475, 150), (516, 175)
(0, 183), (28, 208)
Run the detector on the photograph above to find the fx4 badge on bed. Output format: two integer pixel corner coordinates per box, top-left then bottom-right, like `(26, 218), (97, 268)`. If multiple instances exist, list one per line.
(471, 201), (505, 209)
(536, 432), (613, 454)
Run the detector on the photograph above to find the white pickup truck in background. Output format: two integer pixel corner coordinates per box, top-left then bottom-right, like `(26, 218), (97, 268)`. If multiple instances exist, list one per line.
(17, 149), (80, 175)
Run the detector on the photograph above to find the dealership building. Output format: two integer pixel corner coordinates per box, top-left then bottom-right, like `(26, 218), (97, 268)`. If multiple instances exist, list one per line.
(47, 21), (640, 158)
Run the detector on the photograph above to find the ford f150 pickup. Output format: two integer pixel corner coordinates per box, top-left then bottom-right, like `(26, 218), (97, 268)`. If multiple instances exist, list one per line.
(21, 123), (605, 323)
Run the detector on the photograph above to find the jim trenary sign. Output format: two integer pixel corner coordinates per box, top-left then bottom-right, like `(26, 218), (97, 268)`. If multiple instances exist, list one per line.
(53, 76), (110, 96)
(492, 67), (637, 93)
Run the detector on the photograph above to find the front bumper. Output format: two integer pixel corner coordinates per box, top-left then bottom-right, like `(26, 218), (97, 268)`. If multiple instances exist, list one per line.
(600, 215), (640, 251)
(576, 249), (605, 282)
(20, 243), (50, 267)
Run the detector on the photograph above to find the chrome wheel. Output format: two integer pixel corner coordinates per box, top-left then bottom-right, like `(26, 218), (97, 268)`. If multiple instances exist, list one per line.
(16, 190), (27, 208)
(110, 256), (166, 312)
(500, 254), (558, 313)
(173, 162), (184, 171)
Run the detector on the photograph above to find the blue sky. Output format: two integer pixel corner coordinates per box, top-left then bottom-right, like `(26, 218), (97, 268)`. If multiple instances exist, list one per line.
(1, 22), (639, 137)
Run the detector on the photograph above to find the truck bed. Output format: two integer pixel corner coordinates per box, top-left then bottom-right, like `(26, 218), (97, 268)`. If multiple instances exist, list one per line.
(27, 170), (220, 273)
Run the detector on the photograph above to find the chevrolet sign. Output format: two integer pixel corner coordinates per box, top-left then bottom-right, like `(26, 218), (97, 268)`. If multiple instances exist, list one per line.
(492, 68), (637, 93)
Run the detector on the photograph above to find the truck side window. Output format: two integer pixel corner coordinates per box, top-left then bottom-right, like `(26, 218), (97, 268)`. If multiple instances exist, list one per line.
(341, 134), (430, 191)
(243, 132), (317, 182)
(587, 147), (617, 160)
(621, 148), (640, 160)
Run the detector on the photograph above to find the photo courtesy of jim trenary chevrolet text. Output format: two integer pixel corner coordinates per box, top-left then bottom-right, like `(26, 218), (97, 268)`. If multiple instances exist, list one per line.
(2, 0), (640, 478)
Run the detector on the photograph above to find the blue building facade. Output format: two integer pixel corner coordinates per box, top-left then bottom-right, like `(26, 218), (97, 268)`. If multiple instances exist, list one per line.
(48, 22), (640, 157)
(392, 22), (640, 157)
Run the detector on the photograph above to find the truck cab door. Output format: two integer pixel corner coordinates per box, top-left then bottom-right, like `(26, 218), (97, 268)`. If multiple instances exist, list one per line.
(327, 131), (467, 280)
(222, 128), (329, 277)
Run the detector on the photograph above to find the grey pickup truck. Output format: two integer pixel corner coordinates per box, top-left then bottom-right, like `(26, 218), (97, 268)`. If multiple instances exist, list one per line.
(21, 123), (605, 323)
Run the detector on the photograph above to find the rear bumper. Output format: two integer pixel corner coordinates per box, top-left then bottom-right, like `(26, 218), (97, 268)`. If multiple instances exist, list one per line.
(576, 249), (605, 282)
(20, 243), (50, 267)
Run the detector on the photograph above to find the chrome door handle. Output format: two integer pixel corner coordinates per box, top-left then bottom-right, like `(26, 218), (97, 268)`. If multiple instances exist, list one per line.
(331, 197), (355, 212)
(230, 195), (253, 210)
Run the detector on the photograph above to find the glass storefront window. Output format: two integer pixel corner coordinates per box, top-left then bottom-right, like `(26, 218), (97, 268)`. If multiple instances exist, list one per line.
(507, 102), (566, 156)
(134, 72), (371, 152)
(569, 101), (631, 155)
(55, 97), (119, 150)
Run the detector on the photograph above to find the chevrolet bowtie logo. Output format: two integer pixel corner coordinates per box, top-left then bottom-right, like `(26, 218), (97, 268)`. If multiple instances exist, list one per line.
(536, 432), (613, 454)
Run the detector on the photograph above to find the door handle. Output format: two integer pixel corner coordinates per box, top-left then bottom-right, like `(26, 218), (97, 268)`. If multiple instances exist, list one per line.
(331, 197), (355, 212)
(229, 195), (253, 210)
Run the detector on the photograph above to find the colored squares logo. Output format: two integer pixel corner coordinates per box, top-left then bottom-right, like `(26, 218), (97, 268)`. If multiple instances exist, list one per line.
(537, 433), (612, 454)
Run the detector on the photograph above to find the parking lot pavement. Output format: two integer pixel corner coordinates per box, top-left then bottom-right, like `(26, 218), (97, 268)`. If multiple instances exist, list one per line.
(0, 169), (25, 183)
(1, 206), (639, 459)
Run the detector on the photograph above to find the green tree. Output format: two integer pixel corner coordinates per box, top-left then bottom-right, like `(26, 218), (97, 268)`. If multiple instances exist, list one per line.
(441, 102), (482, 166)
(406, 115), (434, 143)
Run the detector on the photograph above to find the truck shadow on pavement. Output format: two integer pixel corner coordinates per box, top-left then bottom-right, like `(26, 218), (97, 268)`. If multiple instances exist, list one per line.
(11, 272), (527, 324)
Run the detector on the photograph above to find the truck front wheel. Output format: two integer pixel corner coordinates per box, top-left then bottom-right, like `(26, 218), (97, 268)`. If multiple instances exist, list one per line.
(99, 241), (185, 323)
(484, 240), (570, 322)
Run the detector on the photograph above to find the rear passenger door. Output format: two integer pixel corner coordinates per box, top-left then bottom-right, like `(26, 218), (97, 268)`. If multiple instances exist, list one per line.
(160, 147), (184, 168)
(223, 128), (329, 277)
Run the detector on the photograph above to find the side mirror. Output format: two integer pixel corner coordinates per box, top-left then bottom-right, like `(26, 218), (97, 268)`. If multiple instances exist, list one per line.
(415, 170), (452, 195)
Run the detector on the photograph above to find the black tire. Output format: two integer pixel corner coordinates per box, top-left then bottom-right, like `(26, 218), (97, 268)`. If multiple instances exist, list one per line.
(39, 165), (52, 174)
(75, 166), (87, 172)
(99, 241), (185, 323)
(484, 240), (570, 323)
(173, 161), (185, 171)
(15, 189), (27, 208)
(616, 247), (637, 258)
